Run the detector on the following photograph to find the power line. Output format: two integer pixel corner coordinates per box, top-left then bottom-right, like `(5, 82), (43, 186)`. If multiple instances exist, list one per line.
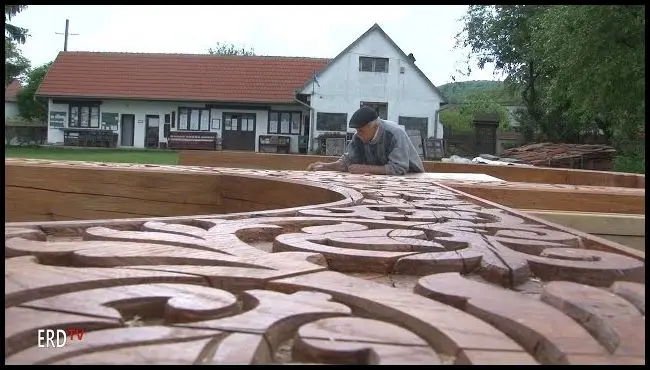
(55, 19), (80, 52)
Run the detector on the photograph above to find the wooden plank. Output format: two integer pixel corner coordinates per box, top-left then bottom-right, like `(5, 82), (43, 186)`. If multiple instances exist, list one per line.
(441, 180), (645, 214)
(179, 150), (336, 171)
(179, 150), (645, 188)
(4, 162), (349, 223)
(425, 161), (644, 188)
(522, 210), (645, 236)
(593, 235), (645, 253)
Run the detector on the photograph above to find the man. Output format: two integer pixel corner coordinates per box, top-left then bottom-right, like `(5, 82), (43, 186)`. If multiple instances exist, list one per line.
(307, 106), (425, 175)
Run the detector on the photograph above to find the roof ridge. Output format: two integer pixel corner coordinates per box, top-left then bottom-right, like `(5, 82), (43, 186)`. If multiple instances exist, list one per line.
(58, 51), (330, 61)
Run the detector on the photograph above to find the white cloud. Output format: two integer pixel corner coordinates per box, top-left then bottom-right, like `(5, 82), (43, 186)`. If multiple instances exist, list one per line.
(10, 5), (500, 86)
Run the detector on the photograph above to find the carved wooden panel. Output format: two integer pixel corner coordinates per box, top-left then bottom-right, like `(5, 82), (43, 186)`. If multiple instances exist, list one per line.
(4, 158), (645, 365)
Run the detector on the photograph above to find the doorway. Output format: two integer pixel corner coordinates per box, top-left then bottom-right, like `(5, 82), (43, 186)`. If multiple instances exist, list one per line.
(145, 115), (160, 149)
(120, 114), (135, 147)
(474, 122), (498, 155)
(222, 112), (256, 151)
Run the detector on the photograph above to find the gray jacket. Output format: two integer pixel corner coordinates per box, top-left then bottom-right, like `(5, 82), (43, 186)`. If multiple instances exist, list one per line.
(340, 119), (425, 175)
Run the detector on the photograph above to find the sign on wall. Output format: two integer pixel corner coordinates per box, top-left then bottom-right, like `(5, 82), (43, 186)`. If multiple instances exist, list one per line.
(49, 111), (67, 128)
(101, 112), (119, 131)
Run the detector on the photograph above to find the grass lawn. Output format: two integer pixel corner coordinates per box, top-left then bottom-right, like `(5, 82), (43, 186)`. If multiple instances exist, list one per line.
(5, 146), (180, 165)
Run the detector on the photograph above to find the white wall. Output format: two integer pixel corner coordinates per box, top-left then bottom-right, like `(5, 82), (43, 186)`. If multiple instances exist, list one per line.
(4, 101), (19, 119)
(301, 29), (443, 148)
(46, 99), (307, 152)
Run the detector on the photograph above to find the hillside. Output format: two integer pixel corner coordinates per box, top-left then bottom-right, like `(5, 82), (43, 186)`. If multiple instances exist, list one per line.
(438, 80), (521, 105)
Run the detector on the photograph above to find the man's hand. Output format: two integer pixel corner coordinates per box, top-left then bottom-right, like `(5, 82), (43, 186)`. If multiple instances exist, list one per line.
(307, 162), (327, 171)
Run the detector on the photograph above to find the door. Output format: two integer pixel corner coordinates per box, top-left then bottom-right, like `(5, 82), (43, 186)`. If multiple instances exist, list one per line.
(120, 114), (135, 147)
(222, 112), (256, 151)
(475, 123), (497, 155)
(145, 115), (160, 149)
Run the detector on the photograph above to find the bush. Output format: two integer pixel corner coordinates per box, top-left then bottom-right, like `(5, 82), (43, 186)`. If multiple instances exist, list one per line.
(613, 140), (645, 174)
(613, 153), (645, 174)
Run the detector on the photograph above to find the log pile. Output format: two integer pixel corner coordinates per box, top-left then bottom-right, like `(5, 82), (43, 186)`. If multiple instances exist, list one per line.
(502, 142), (616, 170)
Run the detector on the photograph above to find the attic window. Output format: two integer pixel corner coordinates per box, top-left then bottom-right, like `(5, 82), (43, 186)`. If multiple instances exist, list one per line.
(359, 57), (389, 73)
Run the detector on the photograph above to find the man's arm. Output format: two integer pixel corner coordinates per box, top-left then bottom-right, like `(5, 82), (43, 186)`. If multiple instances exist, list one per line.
(383, 132), (413, 176)
(307, 159), (348, 172)
(307, 138), (359, 172)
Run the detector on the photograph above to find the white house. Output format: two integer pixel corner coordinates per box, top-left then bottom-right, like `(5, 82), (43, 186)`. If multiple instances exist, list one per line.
(37, 23), (445, 154)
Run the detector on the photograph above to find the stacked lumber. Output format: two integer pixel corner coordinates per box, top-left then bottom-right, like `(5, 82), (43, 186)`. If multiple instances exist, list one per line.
(502, 142), (616, 170)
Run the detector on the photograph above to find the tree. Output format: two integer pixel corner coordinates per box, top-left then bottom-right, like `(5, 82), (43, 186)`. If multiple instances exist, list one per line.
(440, 88), (513, 133)
(530, 5), (645, 146)
(456, 5), (645, 145)
(17, 62), (52, 123)
(455, 6), (548, 114)
(208, 42), (255, 56)
(5, 5), (30, 86)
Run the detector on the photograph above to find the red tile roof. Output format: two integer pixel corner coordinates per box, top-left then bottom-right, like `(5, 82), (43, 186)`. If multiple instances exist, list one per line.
(36, 52), (330, 103)
(5, 80), (22, 102)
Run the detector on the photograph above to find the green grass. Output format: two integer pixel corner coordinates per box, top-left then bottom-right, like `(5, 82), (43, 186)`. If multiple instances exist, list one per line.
(5, 146), (180, 165)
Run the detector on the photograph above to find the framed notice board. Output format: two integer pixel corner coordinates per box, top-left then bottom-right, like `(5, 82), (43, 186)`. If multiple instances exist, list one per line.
(49, 111), (66, 128)
(101, 113), (119, 131)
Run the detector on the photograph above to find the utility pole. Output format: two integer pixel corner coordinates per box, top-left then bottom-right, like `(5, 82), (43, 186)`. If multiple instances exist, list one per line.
(55, 19), (80, 52)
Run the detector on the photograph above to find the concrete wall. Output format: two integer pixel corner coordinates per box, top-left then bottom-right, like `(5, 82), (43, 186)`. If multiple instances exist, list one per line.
(5, 101), (19, 119)
(301, 28), (443, 147)
(46, 99), (307, 152)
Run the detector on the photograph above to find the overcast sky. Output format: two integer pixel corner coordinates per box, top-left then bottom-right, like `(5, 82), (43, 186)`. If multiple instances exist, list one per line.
(10, 5), (501, 87)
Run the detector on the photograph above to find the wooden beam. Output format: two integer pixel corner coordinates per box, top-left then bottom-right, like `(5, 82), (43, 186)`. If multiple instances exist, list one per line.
(4, 162), (347, 223)
(178, 151), (645, 188)
(522, 210), (645, 252)
(442, 180), (645, 214)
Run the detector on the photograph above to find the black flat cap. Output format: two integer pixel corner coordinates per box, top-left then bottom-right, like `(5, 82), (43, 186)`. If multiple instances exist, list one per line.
(349, 106), (379, 128)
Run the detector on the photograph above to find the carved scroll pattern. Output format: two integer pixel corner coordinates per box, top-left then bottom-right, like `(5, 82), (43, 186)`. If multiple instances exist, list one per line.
(4, 159), (645, 364)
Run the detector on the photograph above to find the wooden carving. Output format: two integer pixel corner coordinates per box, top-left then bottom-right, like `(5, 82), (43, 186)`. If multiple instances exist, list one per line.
(4, 158), (645, 365)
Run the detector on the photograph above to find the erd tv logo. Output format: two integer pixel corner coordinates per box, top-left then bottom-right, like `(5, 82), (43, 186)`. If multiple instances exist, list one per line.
(37, 329), (85, 348)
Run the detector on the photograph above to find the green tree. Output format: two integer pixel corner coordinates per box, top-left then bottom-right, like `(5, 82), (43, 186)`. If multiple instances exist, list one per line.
(440, 88), (512, 133)
(17, 62), (52, 123)
(5, 5), (30, 86)
(208, 42), (255, 56)
(531, 5), (645, 146)
(455, 5), (548, 121)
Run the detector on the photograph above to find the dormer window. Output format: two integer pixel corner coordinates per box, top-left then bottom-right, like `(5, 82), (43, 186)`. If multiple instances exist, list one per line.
(359, 57), (389, 73)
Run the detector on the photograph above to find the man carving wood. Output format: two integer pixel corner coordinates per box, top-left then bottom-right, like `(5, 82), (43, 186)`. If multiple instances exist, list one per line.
(307, 106), (425, 175)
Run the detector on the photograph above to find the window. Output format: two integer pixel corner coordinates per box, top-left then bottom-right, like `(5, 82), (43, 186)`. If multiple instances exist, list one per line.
(199, 109), (210, 131)
(69, 103), (100, 128)
(268, 111), (301, 134)
(240, 115), (255, 132)
(359, 57), (389, 73)
(223, 113), (255, 132)
(177, 107), (211, 131)
(398, 116), (428, 137)
(360, 102), (388, 120)
(316, 112), (348, 131)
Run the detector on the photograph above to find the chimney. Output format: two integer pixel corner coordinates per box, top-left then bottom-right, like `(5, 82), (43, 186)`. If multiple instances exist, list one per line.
(407, 53), (416, 62)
